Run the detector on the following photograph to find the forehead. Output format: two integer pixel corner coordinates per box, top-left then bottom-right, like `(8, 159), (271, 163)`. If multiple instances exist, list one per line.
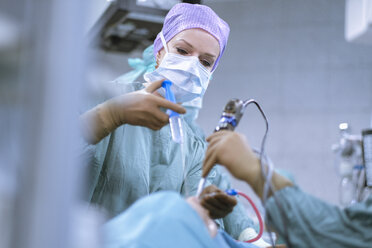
(169, 29), (220, 57)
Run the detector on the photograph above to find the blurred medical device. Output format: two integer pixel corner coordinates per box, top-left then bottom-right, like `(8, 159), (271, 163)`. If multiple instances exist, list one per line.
(332, 122), (372, 206)
(87, 0), (201, 52)
(362, 128), (372, 192)
(342, 0), (372, 207)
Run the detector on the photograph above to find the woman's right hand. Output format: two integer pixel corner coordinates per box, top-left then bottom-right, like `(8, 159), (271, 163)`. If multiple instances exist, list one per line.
(106, 79), (186, 131)
(80, 79), (186, 144)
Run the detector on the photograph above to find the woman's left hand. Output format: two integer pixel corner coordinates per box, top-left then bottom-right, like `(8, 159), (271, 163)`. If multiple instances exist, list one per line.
(199, 185), (237, 219)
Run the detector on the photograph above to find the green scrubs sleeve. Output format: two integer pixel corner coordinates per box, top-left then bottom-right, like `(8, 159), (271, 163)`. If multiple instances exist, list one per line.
(265, 186), (372, 248)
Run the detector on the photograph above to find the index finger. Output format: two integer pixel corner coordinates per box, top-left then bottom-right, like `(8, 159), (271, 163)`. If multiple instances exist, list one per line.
(156, 97), (186, 114)
(206, 130), (231, 142)
(145, 79), (165, 93)
(202, 149), (218, 178)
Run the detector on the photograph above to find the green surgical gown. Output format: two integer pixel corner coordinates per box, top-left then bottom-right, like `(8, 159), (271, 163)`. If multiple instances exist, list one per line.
(266, 186), (372, 247)
(82, 79), (254, 239)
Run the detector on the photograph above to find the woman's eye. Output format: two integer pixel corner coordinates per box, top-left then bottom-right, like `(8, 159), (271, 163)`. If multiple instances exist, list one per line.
(201, 60), (211, 68)
(176, 48), (188, 55)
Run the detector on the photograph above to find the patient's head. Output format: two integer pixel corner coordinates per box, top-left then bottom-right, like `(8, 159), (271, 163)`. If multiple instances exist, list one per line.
(186, 196), (218, 237)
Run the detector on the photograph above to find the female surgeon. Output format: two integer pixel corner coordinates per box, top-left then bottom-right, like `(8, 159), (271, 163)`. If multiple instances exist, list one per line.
(80, 3), (262, 243)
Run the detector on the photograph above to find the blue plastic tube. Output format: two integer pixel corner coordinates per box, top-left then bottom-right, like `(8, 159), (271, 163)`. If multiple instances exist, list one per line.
(162, 80), (184, 144)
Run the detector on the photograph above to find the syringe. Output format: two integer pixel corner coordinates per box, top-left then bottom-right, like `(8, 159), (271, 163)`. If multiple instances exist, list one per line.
(162, 80), (184, 144)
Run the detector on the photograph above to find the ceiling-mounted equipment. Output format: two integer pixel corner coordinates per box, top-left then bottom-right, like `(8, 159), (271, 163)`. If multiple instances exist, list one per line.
(88, 0), (183, 53)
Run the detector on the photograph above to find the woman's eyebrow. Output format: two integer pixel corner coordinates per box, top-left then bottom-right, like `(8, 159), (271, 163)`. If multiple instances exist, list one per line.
(203, 53), (216, 58)
(176, 39), (217, 58)
(176, 39), (194, 48)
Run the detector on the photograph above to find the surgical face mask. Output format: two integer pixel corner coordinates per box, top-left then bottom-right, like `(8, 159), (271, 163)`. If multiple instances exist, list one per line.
(183, 97), (202, 109)
(144, 32), (211, 104)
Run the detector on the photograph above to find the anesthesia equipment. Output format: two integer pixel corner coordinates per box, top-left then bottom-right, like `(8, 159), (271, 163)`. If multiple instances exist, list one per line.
(196, 98), (291, 248)
(195, 99), (267, 244)
(196, 98), (261, 196)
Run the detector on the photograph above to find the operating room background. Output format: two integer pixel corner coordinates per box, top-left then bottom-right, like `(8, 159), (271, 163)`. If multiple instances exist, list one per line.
(89, 0), (372, 205)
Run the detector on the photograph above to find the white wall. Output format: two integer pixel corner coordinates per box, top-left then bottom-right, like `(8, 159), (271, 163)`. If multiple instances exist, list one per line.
(200, 0), (372, 204)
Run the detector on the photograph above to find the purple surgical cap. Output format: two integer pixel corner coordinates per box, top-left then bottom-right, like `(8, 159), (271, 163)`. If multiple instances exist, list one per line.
(153, 3), (230, 71)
